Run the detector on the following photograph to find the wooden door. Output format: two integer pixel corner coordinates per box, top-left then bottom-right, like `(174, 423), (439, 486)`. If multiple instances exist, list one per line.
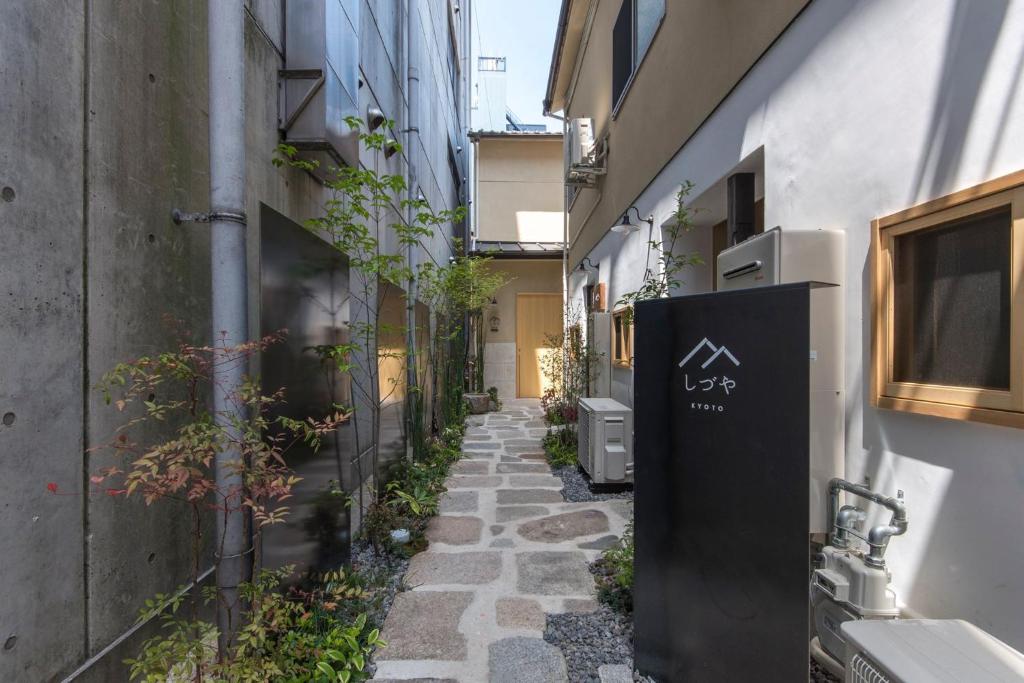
(516, 293), (563, 398)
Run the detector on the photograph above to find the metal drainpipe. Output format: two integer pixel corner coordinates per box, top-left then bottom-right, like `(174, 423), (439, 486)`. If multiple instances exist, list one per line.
(405, 3), (420, 457)
(208, 0), (249, 652)
(545, 111), (569, 394)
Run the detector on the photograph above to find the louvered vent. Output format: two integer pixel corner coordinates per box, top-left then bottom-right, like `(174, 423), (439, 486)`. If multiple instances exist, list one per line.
(848, 652), (891, 683)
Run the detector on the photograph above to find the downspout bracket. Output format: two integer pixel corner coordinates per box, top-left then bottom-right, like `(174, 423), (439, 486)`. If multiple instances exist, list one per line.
(172, 209), (248, 226)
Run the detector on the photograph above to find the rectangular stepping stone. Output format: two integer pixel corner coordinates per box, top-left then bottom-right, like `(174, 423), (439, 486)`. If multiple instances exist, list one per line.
(451, 460), (490, 474)
(505, 438), (543, 446)
(489, 637), (568, 682)
(508, 445), (548, 454)
(497, 462), (550, 474)
(495, 597), (546, 631)
(407, 551), (502, 585)
(519, 452), (548, 461)
(446, 475), (503, 488)
(508, 474), (563, 488)
(500, 456), (522, 463)
(426, 515), (483, 545)
(516, 551), (593, 595)
(517, 510), (609, 543)
(378, 591), (473, 661)
(439, 490), (479, 514)
(496, 505), (549, 522)
(497, 489), (565, 504)
(562, 598), (599, 613)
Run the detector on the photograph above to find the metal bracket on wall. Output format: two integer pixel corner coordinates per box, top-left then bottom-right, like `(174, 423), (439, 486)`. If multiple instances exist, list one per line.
(172, 209), (247, 226)
(278, 68), (325, 132)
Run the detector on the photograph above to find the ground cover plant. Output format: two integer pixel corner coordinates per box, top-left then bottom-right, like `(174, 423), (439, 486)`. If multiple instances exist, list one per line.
(592, 518), (635, 614)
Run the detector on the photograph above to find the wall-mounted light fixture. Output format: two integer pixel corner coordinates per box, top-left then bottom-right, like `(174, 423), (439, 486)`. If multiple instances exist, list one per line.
(367, 107), (386, 132)
(611, 206), (653, 235)
(489, 315), (501, 332)
(384, 138), (401, 159)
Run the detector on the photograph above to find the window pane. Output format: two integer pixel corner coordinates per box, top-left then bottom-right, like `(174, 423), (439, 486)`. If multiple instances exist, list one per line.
(612, 0), (633, 108)
(892, 207), (1012, 389)
(637, 0), (664, 62)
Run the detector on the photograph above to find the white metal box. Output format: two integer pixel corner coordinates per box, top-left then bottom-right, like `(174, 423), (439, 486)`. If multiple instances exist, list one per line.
(717, 227), (845, 532)
(578, 397), (633, 484)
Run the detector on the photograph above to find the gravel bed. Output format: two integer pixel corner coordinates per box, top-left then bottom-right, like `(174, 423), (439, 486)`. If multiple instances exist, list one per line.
(810, 656), (841, 682)
(544, 604), (651, 683)
(349, 538), (410, 674)
(553, 464), (634, 502)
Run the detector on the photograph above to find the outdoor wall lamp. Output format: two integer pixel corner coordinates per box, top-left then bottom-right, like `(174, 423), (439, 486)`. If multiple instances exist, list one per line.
(384, 138), (401, 159)
(367, 107), (386, 131)
(611, 206), (653, 235)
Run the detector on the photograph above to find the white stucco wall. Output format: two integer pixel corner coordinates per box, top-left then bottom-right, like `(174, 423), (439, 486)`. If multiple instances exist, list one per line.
(574, 0), (1024, 648)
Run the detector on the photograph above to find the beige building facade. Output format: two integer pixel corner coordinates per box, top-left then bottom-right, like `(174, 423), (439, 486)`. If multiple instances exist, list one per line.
(546, 0), (1024, 652)
(470, 132), (565, 400)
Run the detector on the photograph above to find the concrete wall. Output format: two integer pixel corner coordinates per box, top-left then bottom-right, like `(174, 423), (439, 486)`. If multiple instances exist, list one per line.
(483, 260), (563, 399)
(570, 0), (1024, 650)
(473, 134), (564, 242)
(554, 0), (808, 268)
(0, 1), (469, 679)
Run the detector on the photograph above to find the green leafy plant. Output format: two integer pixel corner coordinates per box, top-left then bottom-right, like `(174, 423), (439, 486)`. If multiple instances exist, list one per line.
(615, 181), (704, 325)
(542, 428), (578, 468)
(486, 386), (502, 411)
(593, 518), (634, 614)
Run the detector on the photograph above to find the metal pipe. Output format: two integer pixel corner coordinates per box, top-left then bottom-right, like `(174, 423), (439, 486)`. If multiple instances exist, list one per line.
(208, 0), (249, 653)
(827, 478), (908, 568)
(832, 505), (866, 549)
(404, 1), (420, 458)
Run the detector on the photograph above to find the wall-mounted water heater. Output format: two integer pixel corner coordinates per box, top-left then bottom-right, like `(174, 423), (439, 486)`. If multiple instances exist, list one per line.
(717, 227), (844, 532)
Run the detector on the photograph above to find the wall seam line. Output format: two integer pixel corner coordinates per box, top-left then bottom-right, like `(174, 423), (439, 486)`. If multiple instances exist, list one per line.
(80, 0), (91, 660)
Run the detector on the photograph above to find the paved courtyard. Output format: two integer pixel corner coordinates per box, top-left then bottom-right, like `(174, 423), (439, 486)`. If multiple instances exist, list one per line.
(373, 399), (632, 683)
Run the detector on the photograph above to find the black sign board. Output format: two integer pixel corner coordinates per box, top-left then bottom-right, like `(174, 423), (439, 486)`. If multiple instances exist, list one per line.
(633, 283), (817, 681)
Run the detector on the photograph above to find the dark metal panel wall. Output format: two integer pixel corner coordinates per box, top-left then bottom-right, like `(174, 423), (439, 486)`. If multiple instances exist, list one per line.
(260, 205), (356, 574)
(633, 283), (812, 681)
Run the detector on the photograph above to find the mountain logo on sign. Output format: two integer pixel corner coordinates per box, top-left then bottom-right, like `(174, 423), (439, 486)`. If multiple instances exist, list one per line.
(678, 337), (741, 369)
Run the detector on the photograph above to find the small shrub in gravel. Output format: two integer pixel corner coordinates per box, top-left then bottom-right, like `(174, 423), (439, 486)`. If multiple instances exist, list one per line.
(592, 520), (634, 613)
(553, 464), (634, 503)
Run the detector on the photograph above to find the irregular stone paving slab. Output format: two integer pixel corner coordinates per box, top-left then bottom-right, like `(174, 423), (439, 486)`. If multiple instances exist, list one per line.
(606, 499), (634, 520)
(495, 597), (546, 631)
(496, 462), (549, 473)
(377, 591), (473, 660)
(489, 637), (568, 683)
(438, 490), (478, 514)
(505, 438), (543, 446)
(451, 460), (490, 474)
(446, 475), (502, 488)
(508, 445), (549, 455)
(577, 534), (620, 550)
(407, 551), (502, 585)
(462, 441), (499, 450)
(497, 489), (565, 505)
(519, 452), (548, 461)
(599, 663), (634, 683)
(491, 538), (515, 548)
(426, 516), (483, 545)
(490, 524), (504, 535)
(518, 510), (610, 543)
(495, 505), (549, 522)
(562, 598), (599, 613)
(508, 474), (564, 488)
(462, 451), (498, 459)
(500, 455), (523, 463)
(517, 551), (594, 595)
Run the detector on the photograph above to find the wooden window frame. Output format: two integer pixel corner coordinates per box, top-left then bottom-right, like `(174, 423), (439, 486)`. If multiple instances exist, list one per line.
(872, 169), (1024, 428)
(612, 307), (634, 368)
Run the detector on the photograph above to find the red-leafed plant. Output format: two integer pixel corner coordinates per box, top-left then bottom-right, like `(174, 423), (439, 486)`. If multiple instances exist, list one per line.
(89, 323), (350, 681)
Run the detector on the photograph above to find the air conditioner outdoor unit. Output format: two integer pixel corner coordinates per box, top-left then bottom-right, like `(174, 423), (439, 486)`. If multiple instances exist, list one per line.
(565, 118), (604, 186)
(578, 397), (632, 484)
(841, 619), (1024, 682)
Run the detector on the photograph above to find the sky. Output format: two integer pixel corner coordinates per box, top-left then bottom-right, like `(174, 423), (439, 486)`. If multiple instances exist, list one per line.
(472, 0), (562, 130)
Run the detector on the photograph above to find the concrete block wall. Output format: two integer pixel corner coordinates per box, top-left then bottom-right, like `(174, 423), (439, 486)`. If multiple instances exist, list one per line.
(484, 342), (517, 400)
(0, 1), (469, 679)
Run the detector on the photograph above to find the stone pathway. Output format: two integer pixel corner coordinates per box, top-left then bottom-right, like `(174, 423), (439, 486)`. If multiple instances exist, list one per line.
(373, 400), (632, 683)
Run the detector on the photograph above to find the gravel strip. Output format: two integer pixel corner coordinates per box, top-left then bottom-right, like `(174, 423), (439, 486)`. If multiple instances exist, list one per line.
(553, 464), (634, 502)
(544, 604), (650, 683)
(349, 539), (411, 675)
